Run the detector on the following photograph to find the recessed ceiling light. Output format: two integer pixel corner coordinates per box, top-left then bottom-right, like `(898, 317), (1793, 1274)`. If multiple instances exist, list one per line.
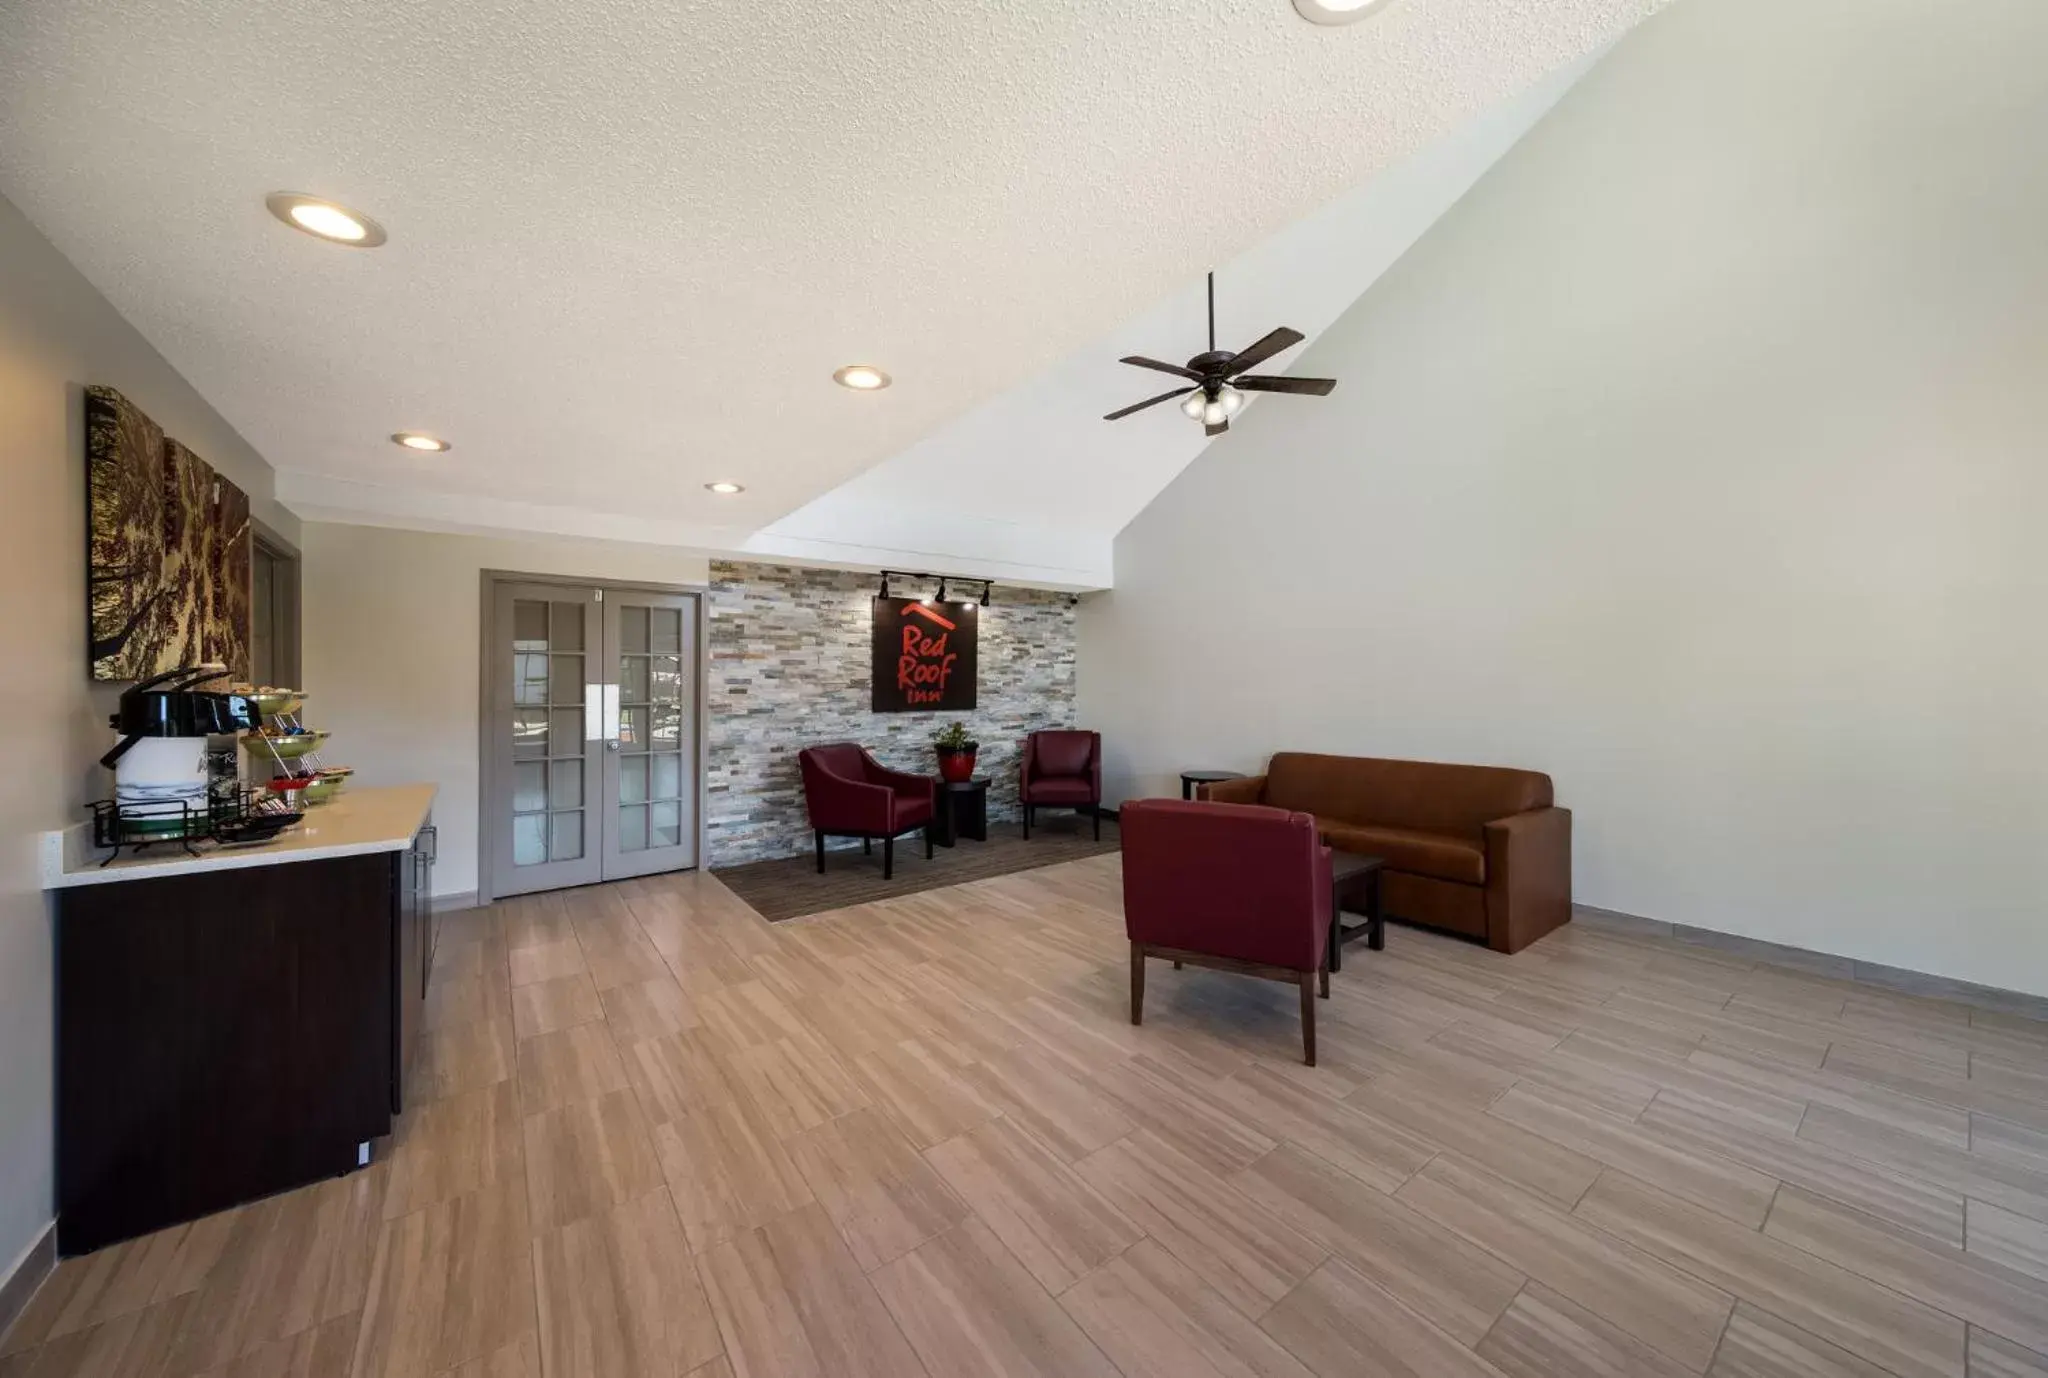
(1292, 0), (1398, 25)
(833, 365), (891, 391)
(705, 481), (745, 494)
(266, 192), (388, 247)
(390, 432), (450, 452)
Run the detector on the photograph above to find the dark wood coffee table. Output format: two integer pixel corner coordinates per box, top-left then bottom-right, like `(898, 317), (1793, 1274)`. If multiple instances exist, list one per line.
(1328, 851), (1386, 972)
(1180, 770), (1245, 800)
(929, 778), (989, 848)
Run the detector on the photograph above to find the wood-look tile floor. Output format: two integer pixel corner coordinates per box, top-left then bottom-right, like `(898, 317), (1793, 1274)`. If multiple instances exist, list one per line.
(8, 856), (2048, 1377)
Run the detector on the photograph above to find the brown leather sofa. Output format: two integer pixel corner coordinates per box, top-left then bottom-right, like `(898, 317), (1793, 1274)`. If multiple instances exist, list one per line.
(1201, 753), (1570, 954)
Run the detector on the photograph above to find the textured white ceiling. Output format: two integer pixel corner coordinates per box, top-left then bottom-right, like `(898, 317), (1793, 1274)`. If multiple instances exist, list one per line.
(0, 0), (1663, 565)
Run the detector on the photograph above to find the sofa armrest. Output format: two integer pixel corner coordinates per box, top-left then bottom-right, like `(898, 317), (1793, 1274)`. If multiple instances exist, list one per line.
(1198, 775), (1266, 805)
(1482, 806), (1572, 954)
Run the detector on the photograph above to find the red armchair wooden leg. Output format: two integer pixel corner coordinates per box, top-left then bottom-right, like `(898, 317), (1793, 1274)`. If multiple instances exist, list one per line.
(925, 826), (933, 860)
(1298, 971), (1317, 1066)
(1093, 809), (1101, 841)
(883, 835), (894, 880)
(1129, 943), (1145, 1025)
(815, 831), (825, 875)
(1319, 961), (1330, 999)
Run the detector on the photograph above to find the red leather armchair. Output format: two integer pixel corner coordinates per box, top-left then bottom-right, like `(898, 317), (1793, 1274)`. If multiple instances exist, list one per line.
(1120, 799), (1333, 1065)
(1021, 729), (1103, 840)
(798, 743), (935, 880)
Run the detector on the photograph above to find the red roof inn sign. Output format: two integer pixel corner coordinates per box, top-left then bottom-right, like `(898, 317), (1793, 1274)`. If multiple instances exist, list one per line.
(872, 597), (978, 712)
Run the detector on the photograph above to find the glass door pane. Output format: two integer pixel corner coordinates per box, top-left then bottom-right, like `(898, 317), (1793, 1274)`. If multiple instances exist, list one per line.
(600, 592), (699, 879)
(489, 585), (603, 897)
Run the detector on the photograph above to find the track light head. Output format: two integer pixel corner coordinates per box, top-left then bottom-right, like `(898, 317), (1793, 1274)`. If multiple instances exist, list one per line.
(937, 578), (948, 603)
(980, 582), (991, 608)
(879, 573), (890, 599)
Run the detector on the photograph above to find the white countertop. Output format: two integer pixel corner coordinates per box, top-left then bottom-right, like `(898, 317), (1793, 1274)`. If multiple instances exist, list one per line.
(41, 784), (437, 889)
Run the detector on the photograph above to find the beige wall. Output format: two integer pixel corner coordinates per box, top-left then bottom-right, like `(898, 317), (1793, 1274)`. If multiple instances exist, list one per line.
(299, 522), (711, 899)
(0, 194), (294, 1280)
(1080, 0), (2048, 995)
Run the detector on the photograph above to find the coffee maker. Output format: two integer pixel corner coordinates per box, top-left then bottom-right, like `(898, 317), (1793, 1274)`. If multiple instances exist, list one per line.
(101, 664), (261, 835)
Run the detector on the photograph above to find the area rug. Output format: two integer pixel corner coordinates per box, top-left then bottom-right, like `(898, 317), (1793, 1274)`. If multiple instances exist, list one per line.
(713, 815), (1119, 922)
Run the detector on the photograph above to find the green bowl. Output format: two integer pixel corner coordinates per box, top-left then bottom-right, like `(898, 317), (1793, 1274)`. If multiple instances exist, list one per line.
(244, 689), (304, 717)
(301, 776), (345, 807)
(243, 729), (329, 761)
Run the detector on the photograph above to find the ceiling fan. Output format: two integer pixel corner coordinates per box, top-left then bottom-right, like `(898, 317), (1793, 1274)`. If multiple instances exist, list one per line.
(1104, 271), (1336, 436)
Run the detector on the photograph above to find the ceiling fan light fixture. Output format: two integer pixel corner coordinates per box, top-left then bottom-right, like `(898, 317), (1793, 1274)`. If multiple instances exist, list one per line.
(1201, 399), (1229, 427)
(1218, 385), (1246, 418)
(1179, 392), (1206, 420)
(833, 365), (891, 391)
(1292, 0), (1398, 25)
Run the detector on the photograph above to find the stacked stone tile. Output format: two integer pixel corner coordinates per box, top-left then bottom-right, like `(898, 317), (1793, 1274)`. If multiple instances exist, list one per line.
(705, 561), (1078, 865)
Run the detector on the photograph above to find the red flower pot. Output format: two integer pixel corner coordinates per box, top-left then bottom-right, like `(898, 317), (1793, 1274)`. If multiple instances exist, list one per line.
(935, 744), (978, 783)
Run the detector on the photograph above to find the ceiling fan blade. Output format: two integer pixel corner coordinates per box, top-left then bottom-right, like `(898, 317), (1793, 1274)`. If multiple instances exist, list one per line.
(1205, 419), (1229, 438)
(1103, 387), (1194, 421)
(1222, 327), (1306, 377)
(1119, 355), (1202, 381)
(1234, 375), (1336, 396)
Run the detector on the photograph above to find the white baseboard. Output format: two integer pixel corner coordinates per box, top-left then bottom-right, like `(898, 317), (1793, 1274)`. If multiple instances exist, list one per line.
(0, 1222), (55, 1345)
(1572, 905), (2048, 1021)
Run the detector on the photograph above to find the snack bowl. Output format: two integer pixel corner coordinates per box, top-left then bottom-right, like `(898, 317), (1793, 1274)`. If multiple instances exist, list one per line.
(300, 776), (345, 807)
(244, 687), (304, 717)
(242, 729), (329, 761)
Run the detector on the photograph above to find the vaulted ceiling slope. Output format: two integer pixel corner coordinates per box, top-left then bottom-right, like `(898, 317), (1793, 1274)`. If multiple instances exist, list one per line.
(753, 48), (1604, 588)
(0, 0), (1664, 581)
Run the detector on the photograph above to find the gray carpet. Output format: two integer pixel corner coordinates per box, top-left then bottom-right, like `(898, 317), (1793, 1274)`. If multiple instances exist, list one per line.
(713, 814), (1118, 921)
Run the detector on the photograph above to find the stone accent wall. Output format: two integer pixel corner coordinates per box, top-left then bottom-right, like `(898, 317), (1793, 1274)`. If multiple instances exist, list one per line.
(705, 561), (1078, 865)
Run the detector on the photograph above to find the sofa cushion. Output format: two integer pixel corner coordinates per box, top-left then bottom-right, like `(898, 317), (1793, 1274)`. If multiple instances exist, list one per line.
(1266, 752), (1551, 838)
(1319, 822), (1486, 885)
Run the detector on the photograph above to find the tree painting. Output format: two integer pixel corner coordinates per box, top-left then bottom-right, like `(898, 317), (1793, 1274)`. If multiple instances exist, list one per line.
(87, 387), (252, 681)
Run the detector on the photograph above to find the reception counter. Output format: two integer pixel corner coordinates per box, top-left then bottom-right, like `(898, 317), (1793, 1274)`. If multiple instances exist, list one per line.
(43, 785), (437, 1255)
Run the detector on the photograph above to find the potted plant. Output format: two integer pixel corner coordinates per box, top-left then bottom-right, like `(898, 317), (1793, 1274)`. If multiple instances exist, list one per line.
(932, 721), (979, 783)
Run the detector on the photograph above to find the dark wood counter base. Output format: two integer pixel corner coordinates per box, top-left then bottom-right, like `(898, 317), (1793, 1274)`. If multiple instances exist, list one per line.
(55, 823), (431, 1256)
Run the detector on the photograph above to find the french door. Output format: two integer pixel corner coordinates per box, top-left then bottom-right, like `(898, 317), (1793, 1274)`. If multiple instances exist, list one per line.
(488, 581), (700, 899)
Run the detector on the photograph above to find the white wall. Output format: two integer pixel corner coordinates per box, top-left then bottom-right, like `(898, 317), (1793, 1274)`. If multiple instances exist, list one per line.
(0, 193), (294, 1281)
(300, 523), (711, 899)
(1079, 0), (2048, 996)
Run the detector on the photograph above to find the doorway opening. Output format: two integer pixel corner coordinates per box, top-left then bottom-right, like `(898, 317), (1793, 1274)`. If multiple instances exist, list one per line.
(250, 531), (301, 687)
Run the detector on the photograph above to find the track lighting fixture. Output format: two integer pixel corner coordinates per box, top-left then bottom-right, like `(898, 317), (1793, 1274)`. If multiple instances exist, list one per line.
(877, 569), (997, 609)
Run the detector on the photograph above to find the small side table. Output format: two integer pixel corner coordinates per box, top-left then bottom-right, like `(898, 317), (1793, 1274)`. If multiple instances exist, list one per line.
(930, 778), (990, 848)
(1328, 851), (1386, 972)
(1180, 770), (1245, 801)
